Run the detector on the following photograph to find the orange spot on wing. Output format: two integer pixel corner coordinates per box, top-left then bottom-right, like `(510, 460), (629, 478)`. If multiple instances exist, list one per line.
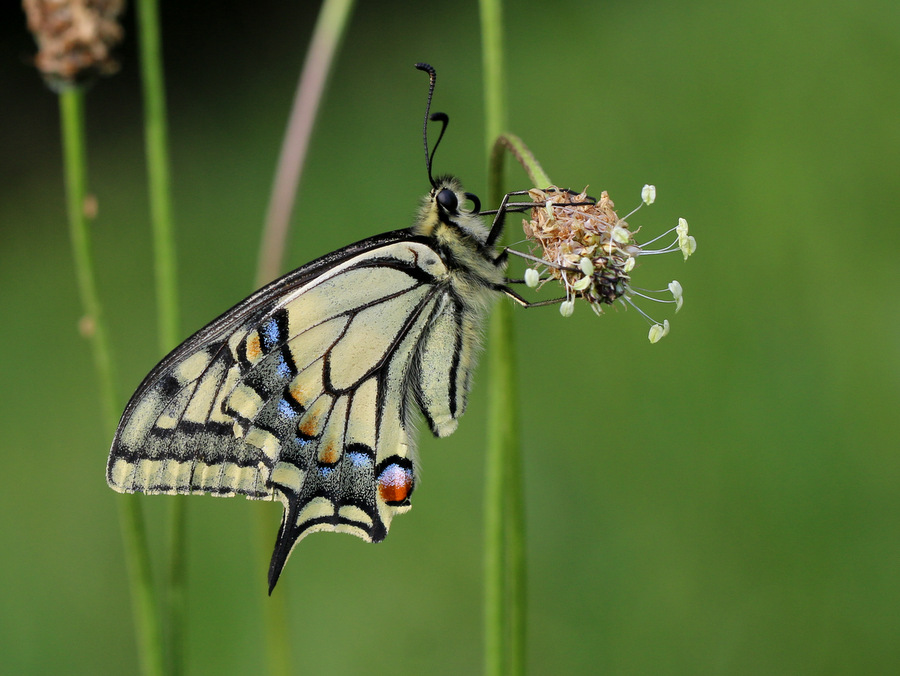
(298, 414), (320, 437)
(318, 441), (340, 465)
(246, 333), (262, 361)
(289, 382), (306, 407)
(379, 480), (410, 503)
(378, 465), (413, 504)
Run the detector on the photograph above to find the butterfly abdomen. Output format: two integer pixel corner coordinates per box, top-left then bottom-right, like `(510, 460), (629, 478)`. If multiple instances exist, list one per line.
(407, 180), (506, 439)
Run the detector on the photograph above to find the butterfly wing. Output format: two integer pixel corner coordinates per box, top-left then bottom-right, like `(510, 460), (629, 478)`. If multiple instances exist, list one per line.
(107, 232), (476, 589)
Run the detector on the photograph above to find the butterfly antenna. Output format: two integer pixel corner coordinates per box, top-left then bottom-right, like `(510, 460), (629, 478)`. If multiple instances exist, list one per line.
(415, 62), (449, 188)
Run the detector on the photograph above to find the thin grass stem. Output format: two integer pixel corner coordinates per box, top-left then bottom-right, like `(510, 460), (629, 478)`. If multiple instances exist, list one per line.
(134, 1), (184, 672)
(135, 0), (179, 354)
(491, 133), (551, 189)
(59, 89), (165, 676)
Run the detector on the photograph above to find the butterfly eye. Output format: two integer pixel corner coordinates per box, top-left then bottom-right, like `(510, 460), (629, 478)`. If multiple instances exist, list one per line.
(436, 188), (458, 213)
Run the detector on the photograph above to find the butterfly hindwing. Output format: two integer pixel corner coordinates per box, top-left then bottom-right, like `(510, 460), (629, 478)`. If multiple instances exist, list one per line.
(258, 246), (451, 587)
(108, 233), (474, 587)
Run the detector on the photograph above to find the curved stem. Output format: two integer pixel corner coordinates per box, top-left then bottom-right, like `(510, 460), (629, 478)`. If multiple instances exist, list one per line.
(491, 133), (552, 189)
(256, 0), (357, 287)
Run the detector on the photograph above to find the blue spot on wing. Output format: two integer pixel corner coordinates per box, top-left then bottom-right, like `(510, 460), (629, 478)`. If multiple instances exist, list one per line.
(277, 398), (300, 419)
(294, 435), (315, 451)
(278, 434), (315, 467)
(260, 318), (282, 350)
(346, 451), (372, 468)
(275, 353), (293, 379)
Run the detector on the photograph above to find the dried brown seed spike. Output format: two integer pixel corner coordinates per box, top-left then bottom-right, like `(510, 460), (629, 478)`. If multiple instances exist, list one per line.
(23, 0), (125, 89)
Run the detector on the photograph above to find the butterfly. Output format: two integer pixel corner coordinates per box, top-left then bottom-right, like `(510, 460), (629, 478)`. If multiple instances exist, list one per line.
(107, 63), (584, 592)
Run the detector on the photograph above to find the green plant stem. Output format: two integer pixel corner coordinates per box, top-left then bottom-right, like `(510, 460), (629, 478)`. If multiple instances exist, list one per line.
(136, 0), (179, 354)
(135, 0), (183, 672)
(480, 0), (527, 674)
(253, 2), (357, 675)
(491, 134), (552, 189)
(59, 89), (164, 676)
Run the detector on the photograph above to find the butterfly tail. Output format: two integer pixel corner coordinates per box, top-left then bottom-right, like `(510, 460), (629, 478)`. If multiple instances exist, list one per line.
(268, 496), (300, 595)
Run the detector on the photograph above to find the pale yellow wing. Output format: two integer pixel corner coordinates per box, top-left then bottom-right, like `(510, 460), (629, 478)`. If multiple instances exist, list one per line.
(107, 235), (480, 589)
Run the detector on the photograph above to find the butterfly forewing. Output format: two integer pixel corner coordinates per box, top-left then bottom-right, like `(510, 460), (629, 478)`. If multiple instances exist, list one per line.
(107, 233), (482, 585)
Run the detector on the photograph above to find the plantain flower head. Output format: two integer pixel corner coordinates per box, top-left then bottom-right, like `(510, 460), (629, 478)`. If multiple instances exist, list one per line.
(23, 0), (125, 89)
(520, 185), (696, 343)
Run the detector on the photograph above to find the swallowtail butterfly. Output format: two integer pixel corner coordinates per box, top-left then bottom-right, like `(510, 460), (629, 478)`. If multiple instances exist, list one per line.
(107, 63), (582, 591)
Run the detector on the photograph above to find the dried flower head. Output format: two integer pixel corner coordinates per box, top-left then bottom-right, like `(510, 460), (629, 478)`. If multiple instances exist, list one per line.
(523, 187), (639, 306)
(518, 185), (696, 343)
(23, 0), (125, 89)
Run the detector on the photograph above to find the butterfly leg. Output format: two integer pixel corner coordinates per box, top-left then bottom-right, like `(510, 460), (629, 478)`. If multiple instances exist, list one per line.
(483, 190), (540, 247)
(483, 189), (597, 247)
(500, 285), (567, 309)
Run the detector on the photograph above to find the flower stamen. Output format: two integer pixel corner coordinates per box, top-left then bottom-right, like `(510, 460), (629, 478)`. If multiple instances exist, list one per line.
(515, 184), (697, 343)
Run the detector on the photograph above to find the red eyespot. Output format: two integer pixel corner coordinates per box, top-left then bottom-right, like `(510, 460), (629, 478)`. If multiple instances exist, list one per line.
(377, 463), (414, 504)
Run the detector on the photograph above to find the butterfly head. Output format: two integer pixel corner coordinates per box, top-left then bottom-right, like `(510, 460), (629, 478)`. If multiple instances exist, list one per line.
(415, 175), (489, 243)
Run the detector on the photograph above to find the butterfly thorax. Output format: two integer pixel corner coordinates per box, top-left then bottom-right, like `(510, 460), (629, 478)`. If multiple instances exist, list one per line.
(412, 176), (506, 309)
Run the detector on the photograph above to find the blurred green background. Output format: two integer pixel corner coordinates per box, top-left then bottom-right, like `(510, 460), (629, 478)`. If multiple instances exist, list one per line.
(2, 0), (898, 673)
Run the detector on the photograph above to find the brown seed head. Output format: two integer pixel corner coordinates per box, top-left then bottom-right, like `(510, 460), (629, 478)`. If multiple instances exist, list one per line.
(524, 187), (641, 309)
(23, 0), (125, 89)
